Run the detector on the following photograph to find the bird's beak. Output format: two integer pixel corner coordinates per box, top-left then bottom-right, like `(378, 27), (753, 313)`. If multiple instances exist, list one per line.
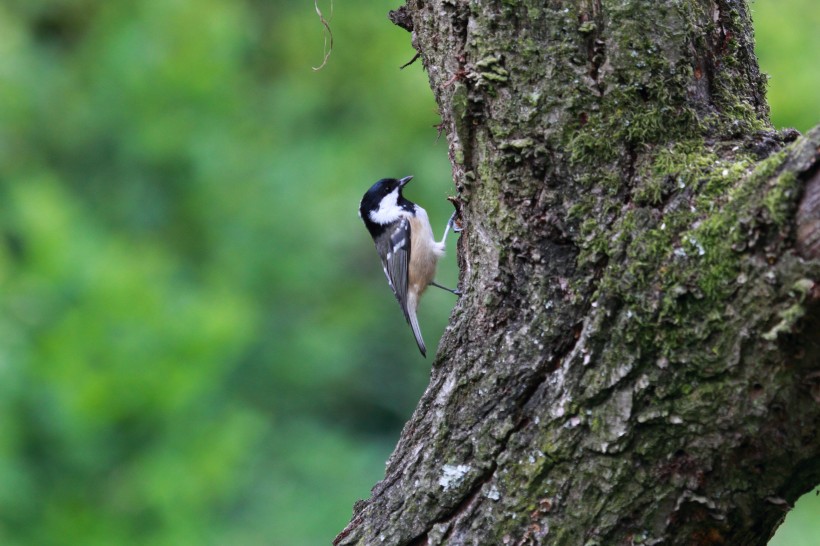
(399, 175), (413, 187)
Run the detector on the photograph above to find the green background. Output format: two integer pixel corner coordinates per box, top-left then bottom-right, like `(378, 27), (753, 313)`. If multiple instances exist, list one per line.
(0, 1), (816, 544)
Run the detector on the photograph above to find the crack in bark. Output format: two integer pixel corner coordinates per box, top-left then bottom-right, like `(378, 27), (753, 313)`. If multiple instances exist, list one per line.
(796, 159), (820, 259)
(580, 0), (606, 96)
(411, 464), (495, 545)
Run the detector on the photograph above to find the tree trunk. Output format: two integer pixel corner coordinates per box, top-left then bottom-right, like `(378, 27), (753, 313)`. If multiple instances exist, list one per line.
(337, 1), (820, 544)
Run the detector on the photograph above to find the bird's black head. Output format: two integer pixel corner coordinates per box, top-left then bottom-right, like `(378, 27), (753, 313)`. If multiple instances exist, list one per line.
(359, 176), (415, 235)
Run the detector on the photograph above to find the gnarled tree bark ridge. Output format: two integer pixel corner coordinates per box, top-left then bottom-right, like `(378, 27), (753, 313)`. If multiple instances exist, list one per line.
(337, 1), (820, 544)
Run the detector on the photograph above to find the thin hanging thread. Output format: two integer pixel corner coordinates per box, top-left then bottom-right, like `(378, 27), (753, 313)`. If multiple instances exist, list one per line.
(312, 0), (333, 71)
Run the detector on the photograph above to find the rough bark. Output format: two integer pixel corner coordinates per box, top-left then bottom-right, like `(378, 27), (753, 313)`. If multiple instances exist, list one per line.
(338, 1), (820, 545)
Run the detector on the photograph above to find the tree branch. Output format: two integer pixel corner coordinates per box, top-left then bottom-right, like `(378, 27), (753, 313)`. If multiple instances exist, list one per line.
(337, 1), (820, 544)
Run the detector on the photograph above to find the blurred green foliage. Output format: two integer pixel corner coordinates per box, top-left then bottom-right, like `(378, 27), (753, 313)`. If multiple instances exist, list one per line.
(753, 0), (820, 132)
(0, 1), (815, 545)
(769, 486), (820, 546)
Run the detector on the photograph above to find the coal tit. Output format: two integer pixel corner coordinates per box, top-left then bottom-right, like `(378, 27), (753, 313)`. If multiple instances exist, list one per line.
(359, 176), (459, 357)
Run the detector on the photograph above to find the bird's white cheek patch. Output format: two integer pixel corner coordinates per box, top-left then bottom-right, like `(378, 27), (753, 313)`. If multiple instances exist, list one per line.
(369, 189), (403, 224)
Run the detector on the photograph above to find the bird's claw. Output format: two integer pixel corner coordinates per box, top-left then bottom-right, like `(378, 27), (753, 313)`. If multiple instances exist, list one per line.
(448, 211), (463, 233)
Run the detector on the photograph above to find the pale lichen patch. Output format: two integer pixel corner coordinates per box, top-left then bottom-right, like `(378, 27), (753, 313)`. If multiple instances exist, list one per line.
(438, 464), (472, 490)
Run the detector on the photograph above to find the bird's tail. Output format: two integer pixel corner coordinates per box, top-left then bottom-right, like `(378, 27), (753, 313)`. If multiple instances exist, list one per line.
(405, 293), (427, 357)
(408, 309), (426, 357)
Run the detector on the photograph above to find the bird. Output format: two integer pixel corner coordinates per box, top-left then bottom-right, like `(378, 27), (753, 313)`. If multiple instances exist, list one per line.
(359, 176), (459, 357)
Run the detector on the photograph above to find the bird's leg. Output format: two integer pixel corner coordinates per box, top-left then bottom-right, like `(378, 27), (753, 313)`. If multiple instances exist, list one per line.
(434, 212), (463, 296)
(438, 211), (462, 245)
(430, 281), (461, 296)
(438, 214), (453, 245)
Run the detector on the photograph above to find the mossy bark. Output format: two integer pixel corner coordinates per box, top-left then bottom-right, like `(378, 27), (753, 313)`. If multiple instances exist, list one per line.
(337, 1), (820, 544)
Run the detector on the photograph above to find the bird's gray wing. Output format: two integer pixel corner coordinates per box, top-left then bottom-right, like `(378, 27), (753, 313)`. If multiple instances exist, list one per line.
(375, 217), (411, 322)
